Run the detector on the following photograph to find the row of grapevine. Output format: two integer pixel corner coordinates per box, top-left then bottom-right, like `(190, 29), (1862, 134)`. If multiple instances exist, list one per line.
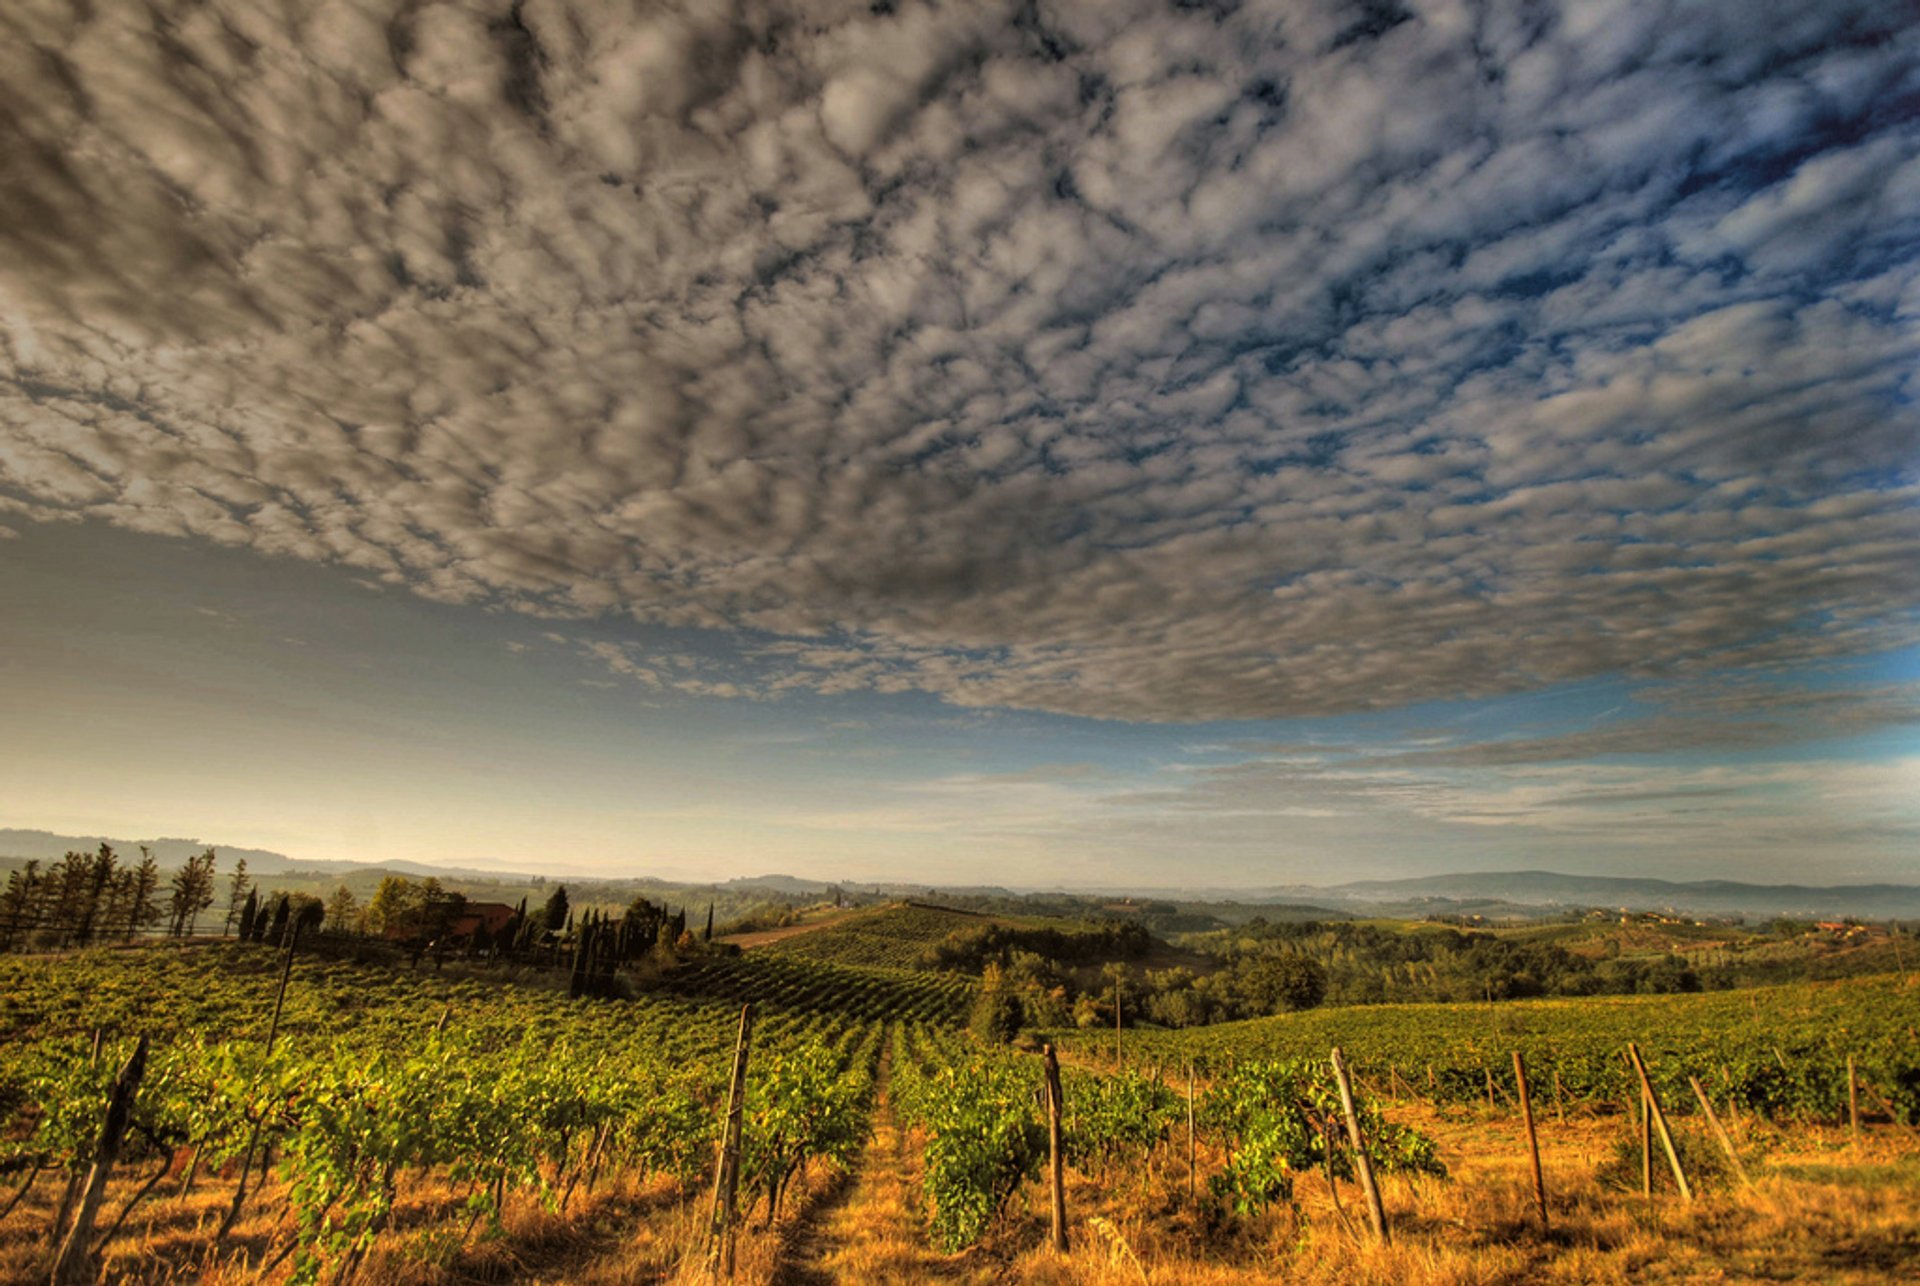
(663, 953), (974, 1023)
(890, 1025), (1448, 1251)
(1058, 975), (1920, 1124)
(0, 945), (889, 1283)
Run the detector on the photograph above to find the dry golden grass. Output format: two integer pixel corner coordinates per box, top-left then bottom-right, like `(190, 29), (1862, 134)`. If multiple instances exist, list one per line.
(3, 1099), (1914, 1284)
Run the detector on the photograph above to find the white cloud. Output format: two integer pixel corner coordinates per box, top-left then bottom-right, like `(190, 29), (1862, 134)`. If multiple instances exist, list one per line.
(1, 0), (1915, 722)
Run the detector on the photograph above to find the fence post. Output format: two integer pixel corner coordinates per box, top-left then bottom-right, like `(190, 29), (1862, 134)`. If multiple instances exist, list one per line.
(1330, 1047), (1389, 1244)
(1513, 1051), (1548, 1233)
(1186, 1061), (1197, 1202)
(49, 1035), (148, 1285)
(1626, 1044), (1692, 1202)
(1687, 1075), (1751, 1188)
(709, 1003), (754, 1277)
(1847, 1055), (1860, 1143)
(1043, 1044), (1067, 1252)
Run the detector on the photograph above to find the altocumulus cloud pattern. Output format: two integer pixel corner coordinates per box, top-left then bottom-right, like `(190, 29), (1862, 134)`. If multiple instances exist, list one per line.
(1, 0), (1916, 721)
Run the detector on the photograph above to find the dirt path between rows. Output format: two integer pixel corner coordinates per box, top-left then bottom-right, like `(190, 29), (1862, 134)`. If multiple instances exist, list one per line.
(770, 1047), (972, 1285)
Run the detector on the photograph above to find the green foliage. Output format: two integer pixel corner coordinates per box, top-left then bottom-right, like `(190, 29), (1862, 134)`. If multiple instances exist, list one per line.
(1056, 974), (1920, 1126)
(1199, 1059), (1444, 1215)
(894, 1039), (1045, 1251)
(1238, 952), (1328, 1014)
(0, 943), (884, 1282)
(1060, 1066), (1178, 1174)
(757, 904), (991, 969)
(968, 964), (1024, 1044)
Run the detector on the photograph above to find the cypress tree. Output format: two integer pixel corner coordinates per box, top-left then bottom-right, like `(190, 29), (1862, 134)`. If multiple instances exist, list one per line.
(236, 889), (259, 942)
(703, 903), (714, 942)
(265, 894), (290, 947)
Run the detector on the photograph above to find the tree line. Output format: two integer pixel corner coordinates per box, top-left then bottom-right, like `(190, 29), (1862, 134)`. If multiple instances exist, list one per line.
(0, 845), (230, 951)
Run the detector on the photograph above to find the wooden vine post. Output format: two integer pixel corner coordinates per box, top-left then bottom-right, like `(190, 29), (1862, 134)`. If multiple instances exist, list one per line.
(1329, 1047), (1389, 1244)
(1042, 1044), (1068, 1252)
(1687, 1075), (1751, 1188)
(1512, 1051), (1548, 1233)
(216, 918), (303, 1242)
(1186, 1061), (1197, 1202)
(49, 1035), (148, 1285)
(1627, 1049), (1651, 1198)
(1625, 1044), (1692, 1202)
(1847, 1055), (1860, 1143)
(709, 1003), (754, 1277)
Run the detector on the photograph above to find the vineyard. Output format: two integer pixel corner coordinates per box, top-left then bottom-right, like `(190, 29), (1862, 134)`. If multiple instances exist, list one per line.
(2, 938), (1917, 1283)
(660, 952), (973, 1024)
(1057, 975), (1920, 1125)
(754, 904), (990, 969)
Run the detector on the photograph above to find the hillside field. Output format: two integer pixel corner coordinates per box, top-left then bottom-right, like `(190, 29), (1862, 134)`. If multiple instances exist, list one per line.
(1, 915), (1916, 1284)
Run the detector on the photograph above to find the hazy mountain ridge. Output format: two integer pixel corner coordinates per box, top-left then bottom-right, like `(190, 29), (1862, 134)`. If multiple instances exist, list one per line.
(0, 829), (455, 878)
(5, 830), (1914, 919)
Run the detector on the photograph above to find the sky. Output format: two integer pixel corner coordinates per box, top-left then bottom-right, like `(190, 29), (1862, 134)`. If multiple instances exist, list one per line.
(1, 0), (1916, 890)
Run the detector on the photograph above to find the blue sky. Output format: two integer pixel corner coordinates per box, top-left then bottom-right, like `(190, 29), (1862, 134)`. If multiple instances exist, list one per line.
(0, 0), (1916, 887)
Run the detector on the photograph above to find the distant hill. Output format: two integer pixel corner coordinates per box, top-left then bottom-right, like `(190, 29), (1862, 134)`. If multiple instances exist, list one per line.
(0, 828), (481, 879)
(1309, 870), (1920, 920)
(6, 827), (1913, 920)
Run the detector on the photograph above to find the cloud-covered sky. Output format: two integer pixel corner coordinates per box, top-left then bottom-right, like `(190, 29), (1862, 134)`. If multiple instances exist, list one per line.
(1, 0), (1915, 885)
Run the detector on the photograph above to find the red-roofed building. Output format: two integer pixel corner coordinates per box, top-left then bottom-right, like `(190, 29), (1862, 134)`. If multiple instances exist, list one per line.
(447, 901), (517, 942)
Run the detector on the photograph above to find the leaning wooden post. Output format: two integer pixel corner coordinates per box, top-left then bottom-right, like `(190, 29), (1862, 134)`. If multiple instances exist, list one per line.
(709, 1003), (754, 1277)
(49, 1035), (148, 1285)
(1043, 1044), (1068, 1252)
(1330, 1047), (1389, 1244)
(1847, 1055), (1860, 1144)
(1640, 1086), (1653, 1197)
(264, 917), (302, 1057)
(1513, 1051), (1548, 1233)
(1185, 1061), (1197, 1202)
(1687, 1076), (1751, 1188)
(216, 918), (303, 1242)
(1626, 1050), (1651, 1197)
(1860, 1078), (1920, 1145)
(1626, 1044), (1692, 1202)
(1486, 1066), (1498, 1113)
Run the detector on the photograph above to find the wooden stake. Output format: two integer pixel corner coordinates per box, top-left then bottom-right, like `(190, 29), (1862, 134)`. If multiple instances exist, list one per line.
(709, 1003), (754, 1277)
(1687, 1075), (1751, 1188)
(50, 1035), (148, 1285)
(1329, 1047), (1389, 1244)
(1626, 1044), (1692, 1202)
(1640, 1085), (1653, 1197)
(1186, 1060), (1197, 1202)
(1552, 1070), (1565, 1125)
(263, 918), (301, 1057)
(1486, 1066), (1498, 1113)
(1513, 1051), (1548, 1233)
(217, 920), (302, 1243)
(1859, 1078), (1920, 1145)
(1847, 1055), (1860, 1143)
(1043, 1044), (1067, 1252)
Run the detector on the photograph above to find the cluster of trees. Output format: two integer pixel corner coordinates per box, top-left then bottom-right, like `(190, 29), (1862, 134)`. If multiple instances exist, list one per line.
(966, 947), (1330, 1038)
(346, 876), (701, 987)
(0, 845), (225, 952)
(1189, 919), (1704, 1005)
(233, 886), (325, 945)
(1134, 952), (1330, 1027)
(920, 919), (1154, 972)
